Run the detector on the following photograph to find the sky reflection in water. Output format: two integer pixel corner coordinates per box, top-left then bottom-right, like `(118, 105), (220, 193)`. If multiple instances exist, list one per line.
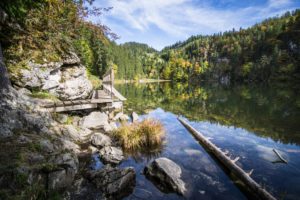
(111, 83), (300, 200)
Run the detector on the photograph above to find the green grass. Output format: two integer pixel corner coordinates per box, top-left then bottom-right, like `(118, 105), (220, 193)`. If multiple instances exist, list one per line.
(112, 118), (165, 150)
(30, 90), (59, 101)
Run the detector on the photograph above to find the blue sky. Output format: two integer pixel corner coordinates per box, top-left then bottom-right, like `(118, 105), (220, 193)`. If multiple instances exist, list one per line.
(90, 0), (300, 50)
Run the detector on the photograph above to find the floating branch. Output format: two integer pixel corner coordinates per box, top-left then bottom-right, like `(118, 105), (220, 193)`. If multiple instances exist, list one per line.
(273, 149), (288, 164)
(232, 156), (240, 163)
(178, 118), (277, 200)
(247, 169), (254, 176)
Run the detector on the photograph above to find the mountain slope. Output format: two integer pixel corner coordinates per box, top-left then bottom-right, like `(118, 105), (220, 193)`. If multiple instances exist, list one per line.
(160, 9), (300, 83)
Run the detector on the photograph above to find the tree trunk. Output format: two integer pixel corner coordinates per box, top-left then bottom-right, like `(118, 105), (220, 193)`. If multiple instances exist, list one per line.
(178, 118), (277, 200)
(0, 43), (11, 90)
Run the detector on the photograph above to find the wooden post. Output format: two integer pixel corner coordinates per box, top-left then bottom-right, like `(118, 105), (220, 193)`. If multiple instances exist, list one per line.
(110, 67), (113, 99)
(178, 118), (277, 200)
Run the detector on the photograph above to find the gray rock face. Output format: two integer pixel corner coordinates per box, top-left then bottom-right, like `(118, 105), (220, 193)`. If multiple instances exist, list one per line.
(144, 157), (186, 195)
(17, 135), (32, 144)
(48, 169), (76, 191)
(131, 112), (139, 122)
(18, 88), (32, 96)
(80, 112), (109, 130)
(53, 152), (79, 171)
(59, 138), (81, 153)
(103, 122), (117, 132)
(88, 145), (99, 154)
(40, 139), (54, 153)
(55, 65), (92, 100)
(42, 69), (61, 90)
(48, 153), (79, 190)
(99, 146), (124, 164)
(88, 165), (136, 198)
(0, 89), (53, 138)
(12, 52), (93, 100)
(63, 52), (80, 65)
(61, 125), (92, 143)
(91, 133), (112, 148)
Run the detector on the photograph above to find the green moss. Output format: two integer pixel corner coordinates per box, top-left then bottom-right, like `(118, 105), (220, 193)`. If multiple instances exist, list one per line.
(30, 90), (59, 101)
(65, 116), (73, 125)
(28, 143), (42, 152)
(7, 60), (31, 78)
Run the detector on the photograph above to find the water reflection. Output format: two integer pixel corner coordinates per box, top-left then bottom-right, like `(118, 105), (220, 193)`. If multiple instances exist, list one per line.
(116, 82), (300, 145)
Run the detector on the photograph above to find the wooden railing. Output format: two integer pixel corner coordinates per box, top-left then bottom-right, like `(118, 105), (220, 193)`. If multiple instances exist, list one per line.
(102, 67), (126, 101)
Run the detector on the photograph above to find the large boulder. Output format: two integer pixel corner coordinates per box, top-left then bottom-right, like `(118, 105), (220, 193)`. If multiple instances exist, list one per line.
(48, 152), (79, 191)
(59, 138), (81, 153)
(91, 132), (112, 148)
(10, 52), (93, 100)
(80, 112), (109, 130)
(48, 168), (75, 191)
(15, 61), (61, 88)
(99, 146), (124, 164)
(61, 125), (93, 143)
(88, 165), (136, 198)
(103, 122), (118, 132)
(42, 69), (61, 90)
(55, 65), (92, 100)
(144, 157), (186, 195)
(113, 112), (130, 122)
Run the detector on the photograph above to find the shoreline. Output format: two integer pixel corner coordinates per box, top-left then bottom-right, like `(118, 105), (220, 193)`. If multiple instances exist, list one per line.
(114, 79), (171, 84)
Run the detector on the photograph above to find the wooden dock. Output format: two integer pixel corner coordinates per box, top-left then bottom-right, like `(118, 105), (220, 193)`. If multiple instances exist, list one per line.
(42, 68), (126, 113)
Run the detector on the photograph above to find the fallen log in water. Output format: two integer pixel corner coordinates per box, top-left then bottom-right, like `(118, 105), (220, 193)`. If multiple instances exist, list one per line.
(178, 117), (277, 200)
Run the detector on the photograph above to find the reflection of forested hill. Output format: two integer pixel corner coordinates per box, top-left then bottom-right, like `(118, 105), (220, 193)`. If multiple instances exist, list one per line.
(116, 83), (300, 145)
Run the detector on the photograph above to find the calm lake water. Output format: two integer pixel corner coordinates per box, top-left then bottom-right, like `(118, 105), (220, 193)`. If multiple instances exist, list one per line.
(105, 82), (300, 199)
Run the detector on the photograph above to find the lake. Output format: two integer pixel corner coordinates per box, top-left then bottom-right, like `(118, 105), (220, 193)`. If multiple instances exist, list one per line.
(109, 82), (300, 199)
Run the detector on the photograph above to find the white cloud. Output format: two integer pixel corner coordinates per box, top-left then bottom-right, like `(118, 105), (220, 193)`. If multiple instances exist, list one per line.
(92, 0), (298, 49)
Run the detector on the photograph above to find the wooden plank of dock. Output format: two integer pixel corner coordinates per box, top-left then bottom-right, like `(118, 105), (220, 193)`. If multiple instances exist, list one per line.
(45, 103), (98, 112)
(42, 89), (117, 112)
(103, 84), (127, 101)
(41, 66), (127, 113)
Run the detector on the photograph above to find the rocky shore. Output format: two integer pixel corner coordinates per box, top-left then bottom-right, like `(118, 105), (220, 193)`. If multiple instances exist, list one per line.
(0, 52), (186, 200)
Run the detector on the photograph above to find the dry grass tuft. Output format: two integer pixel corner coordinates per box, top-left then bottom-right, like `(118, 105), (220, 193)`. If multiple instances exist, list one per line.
(112, 118), (165, 150)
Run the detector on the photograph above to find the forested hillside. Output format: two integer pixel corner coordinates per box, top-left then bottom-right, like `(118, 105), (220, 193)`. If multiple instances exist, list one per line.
(109, 42), (164, 80)
(0, 0), (114, 85)
(1, 1), (299, 85)
(160, 10), (300, 83)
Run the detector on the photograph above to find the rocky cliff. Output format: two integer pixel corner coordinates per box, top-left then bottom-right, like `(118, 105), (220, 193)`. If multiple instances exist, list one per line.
(10, 52), (93, 100)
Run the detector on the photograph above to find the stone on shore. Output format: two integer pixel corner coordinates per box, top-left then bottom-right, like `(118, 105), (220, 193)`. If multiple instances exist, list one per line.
(99, 146), (124, 164)
(88, 165), (136, 198)
(80, 112), (109, 130)
(144, 157), (186, 195)
(91, 132), (112, 148)
(131, 112), (139, 122)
